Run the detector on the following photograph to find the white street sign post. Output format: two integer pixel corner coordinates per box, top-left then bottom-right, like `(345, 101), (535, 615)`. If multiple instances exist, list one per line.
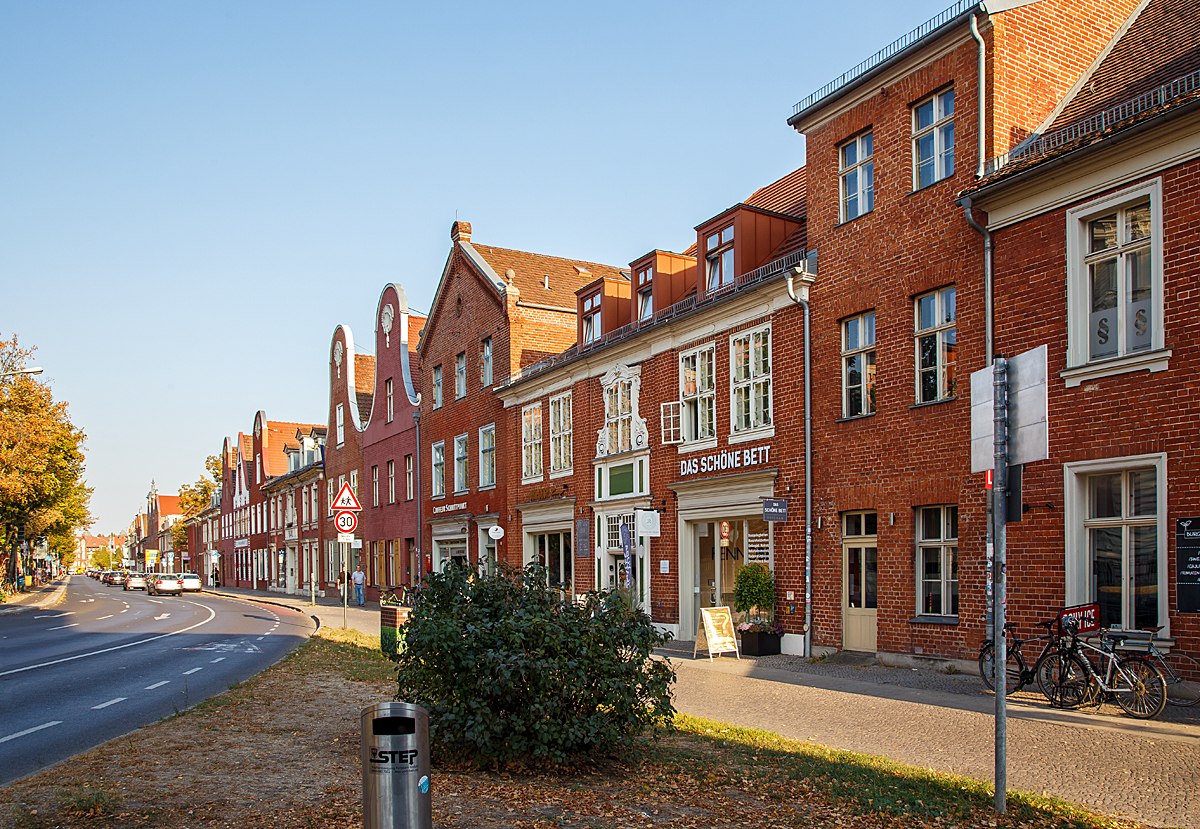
(329, 484), (361, 628)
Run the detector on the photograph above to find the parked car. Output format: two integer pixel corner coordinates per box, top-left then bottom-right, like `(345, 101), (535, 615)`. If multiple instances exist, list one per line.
(110, 571), (128, 587)
(148, 573), (183, 596)
(123, 573), (147, 591)
(180, 573), (202, 593)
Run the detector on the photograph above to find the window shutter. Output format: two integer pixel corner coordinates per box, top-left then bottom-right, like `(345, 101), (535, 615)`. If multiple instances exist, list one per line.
(660, 401), (682, 444)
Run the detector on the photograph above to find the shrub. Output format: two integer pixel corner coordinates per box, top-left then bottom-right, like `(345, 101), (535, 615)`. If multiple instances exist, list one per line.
(733, 563), (774, 619)
(394, 563), (676, 768)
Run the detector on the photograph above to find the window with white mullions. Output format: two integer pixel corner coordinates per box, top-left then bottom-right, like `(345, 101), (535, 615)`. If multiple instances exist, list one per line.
(1087, 202), (1153, 361)
(549, 393), (572, 473)
(522, 404), (543, 479)
(1087, 469), (1158, 630)
(479, 424), (496, 487)
(842, 311), (876, 417)
(918, 505), (958, 616)
(680, 344), (715, 443)
(605, 379), (633, 454)
(913, 88), (954, 189)
(453, 434), (468, 493)
(431, 442), (445, 497)
(731, 326), (771, 433)
(581, 293), (601, 344)
(840, 131), (874, 222)
(705, 225), (735, 291)
(914, 287), (956, 403)
(455, 352), (466, 399)
(636, 266), (654, 323)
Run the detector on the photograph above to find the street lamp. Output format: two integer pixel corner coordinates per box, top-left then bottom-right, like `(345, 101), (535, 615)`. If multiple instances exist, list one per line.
(0, 367), (44, 379)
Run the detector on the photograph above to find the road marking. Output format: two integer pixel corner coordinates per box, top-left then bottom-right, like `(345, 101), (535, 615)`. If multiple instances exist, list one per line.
(145, 681), (170, 689)
(0, 604), (218, 678)
(97, 615), (113, 620)
(256, 636), (265, 640)
(91, 698), (126, 709)
(35, 612), (75, 619)
(148, 600), (162, 604)
(47, 624), (79, 631)
(154, 613), (171, 620)
(0, 721), (63, 744)
(182, 667), (202, 675)
(210, 657), (226, 663)
(120, 608), (129, 613)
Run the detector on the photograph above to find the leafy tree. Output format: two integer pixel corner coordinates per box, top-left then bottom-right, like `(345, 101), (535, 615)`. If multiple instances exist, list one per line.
(395, 563), (676, 769)
(172, 455), (220, 552)
(733, 563), (775, 620)
(0, 333), (92, 581)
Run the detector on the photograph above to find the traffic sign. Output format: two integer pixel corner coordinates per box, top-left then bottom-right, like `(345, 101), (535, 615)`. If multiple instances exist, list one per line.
(331, 482), (362, 511)
(335, 511), (358, 534)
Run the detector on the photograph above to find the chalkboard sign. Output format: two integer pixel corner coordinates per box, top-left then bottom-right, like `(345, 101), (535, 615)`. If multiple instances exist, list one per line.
(575, 519), (591, 559)
(694, 606), (739, 661)
(1175, 518), (1200, 614)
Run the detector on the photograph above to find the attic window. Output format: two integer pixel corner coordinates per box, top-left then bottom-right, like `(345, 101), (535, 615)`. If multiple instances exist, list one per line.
(582, 293), (601, 344)
(637, 266), (653, 323)
(456, 297), (463, 317)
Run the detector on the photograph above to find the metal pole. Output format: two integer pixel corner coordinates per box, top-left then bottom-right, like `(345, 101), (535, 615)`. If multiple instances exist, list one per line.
(992, 356), (1009, 815)
(342, 541), (348, 629)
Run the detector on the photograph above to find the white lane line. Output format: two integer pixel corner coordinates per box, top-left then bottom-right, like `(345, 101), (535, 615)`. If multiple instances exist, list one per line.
(120, 608), (129, 613)
(47, 624), (79, 631)
(145, 681), (170, 690)
(256, 636), (265, 640)
(210, 657), (226, 663)
(0, 604), (218, 678)
(0, 721), (63, 744)
(35, 612), (76, 619)
(91, 697), (126, 709)
(147, 600), (163, 604)
(182, 667), (202, 676)
(97, 615), (113, 620)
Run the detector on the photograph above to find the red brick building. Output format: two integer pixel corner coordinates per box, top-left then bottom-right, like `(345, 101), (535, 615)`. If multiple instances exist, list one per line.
(963, 0), (1200, 646)
(417, 221), (620, 576)
(360, 284), (425, 596)
(261, 425), (327, 596)
(323, 325), (374, 597)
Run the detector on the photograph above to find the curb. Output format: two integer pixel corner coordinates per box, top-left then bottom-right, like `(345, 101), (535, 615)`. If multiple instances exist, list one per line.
(200, 590), (321, 637)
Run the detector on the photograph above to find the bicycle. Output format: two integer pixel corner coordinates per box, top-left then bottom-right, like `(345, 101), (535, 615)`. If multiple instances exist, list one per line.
(1107, 627), (1200, 708)
(978, 618), (1059, 694)
(1040, 620), (1167, 719)
(380, 584), (416, 607)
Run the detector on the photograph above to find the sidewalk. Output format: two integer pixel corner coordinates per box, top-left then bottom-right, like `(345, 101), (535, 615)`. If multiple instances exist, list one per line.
(204, 585), (381, 637)
(0, 578), (68, 615)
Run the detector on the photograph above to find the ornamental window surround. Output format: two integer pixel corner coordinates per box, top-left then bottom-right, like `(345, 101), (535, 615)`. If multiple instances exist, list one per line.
(522, 403), (543, 481)
(550, 393), (572, 475)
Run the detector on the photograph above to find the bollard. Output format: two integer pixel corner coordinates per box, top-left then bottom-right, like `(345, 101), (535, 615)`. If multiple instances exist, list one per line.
(361, 702), (432, 829)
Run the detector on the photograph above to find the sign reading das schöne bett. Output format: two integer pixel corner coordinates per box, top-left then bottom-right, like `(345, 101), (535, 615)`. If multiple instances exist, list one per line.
(679, 445), (771, 477)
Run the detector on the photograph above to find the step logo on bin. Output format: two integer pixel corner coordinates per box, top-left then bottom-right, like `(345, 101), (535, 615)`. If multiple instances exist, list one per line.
(369, 747), (419, 770)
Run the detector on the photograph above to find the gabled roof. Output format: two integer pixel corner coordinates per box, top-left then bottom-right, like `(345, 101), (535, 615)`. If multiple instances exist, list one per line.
(157, 495), (181, 516)
(264, 420), (323, 477)
(470, 243), (625, 311)
(744, 166), (807, 218)
(354, 354), (376, 424)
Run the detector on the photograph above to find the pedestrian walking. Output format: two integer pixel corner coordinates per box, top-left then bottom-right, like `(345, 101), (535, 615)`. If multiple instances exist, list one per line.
(352, 565), (366, 606)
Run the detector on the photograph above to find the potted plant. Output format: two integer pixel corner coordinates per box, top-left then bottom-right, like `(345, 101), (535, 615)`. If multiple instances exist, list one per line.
(733, 564), (781, 656)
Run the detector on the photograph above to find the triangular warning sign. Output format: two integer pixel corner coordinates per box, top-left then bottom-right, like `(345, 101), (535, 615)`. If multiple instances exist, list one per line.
(331, 481), (362, 511)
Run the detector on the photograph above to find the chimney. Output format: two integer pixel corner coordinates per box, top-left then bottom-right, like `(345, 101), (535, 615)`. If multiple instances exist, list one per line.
(451, 221), (472, 243)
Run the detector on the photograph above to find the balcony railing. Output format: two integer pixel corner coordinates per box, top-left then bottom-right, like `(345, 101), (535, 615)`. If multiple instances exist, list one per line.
(984, 68), (1200, 176)
(792, 0), (979, 117)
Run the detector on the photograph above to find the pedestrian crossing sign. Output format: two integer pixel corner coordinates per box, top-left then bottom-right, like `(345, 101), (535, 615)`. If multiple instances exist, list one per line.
(331, 482), (362, 512)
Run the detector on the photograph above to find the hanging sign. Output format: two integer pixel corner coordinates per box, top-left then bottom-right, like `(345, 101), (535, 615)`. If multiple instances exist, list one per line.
(694, 606), (739, 661)
(762, 499), (788, 522)
(1176, 518), (1200, 614)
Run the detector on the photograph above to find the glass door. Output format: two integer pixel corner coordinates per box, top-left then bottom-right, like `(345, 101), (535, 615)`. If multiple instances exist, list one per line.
(842, 511), (878, 652)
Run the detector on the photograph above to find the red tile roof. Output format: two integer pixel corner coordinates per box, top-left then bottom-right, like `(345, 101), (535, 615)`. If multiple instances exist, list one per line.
(157, 495), (181, 516)
(471, 244), (626, 310)
(354, 354), (376, 424)
(264, 420), (324, 477)
(744, 166), (807, 218)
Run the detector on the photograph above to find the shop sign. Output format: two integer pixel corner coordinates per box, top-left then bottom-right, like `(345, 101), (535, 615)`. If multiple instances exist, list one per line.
(1176, 518), (1200, 613)
(694, 606), (738, 661)
(762, 499), (788, 522)
(635, 509), (660, 537)
(679, 445), (771, 477)
(432, 501), (466, 515)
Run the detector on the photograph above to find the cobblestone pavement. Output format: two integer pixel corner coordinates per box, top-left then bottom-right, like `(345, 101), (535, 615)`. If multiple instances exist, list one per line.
(667, 649), (1200, 828)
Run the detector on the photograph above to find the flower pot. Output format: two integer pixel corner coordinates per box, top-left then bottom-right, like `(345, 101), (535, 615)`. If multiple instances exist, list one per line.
(740, 631), (781, 656)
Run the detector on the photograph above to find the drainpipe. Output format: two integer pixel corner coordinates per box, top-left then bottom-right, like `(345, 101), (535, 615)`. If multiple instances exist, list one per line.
(963, 196), (993, 361)
(970, 12), (987, 179)
(786, 266), (816, 659)
(413, 408), (422, 588)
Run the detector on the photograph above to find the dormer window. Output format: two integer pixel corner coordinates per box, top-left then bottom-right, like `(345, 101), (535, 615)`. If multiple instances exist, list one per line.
(706, 226), (735, 291)
(637, 266), (653, 323)
(582, 293), (601, 344)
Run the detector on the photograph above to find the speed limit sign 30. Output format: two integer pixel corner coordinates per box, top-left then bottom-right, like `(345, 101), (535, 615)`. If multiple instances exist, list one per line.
(335, 510), (358, 534)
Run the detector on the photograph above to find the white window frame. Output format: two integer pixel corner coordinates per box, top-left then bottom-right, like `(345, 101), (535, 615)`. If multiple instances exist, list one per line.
(522, 403), (543, 481)
(912, 87), (955, 189)
(453, 434), (468, 493)
(385, 377), (393, 423)
(604, 378), (633, 454)
(336, 404), (345, 446)
(431, 441), (445, 498)
(679, 343), (716, 448)
(481, 337), (492, 387)
(479, 424), (496, 487)
(432, 365), (443, 408)
(705, 225), (735, 292)
(1063, 453), (1168, 634)
(916, 505), (959, 617)
(549, 393), (572, 476)
(637, 266), (653, 323)
(581, 294), (601, 344)
(372, 465), (379, 507)
(730, 325), (772, 440)
(405, 454), (413, 500)
(914, 286), (957, 404)
(842, 311), (876, 418)
(1064, 178), (1167, 386)
(840, 130), (874, 222)
(387, 459), (395, 504)
(455, 352), (466, 399)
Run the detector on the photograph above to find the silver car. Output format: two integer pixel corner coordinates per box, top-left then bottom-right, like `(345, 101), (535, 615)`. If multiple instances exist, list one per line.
(123, 572), (147, 591)
(147, 573), (183, 596)
(180, 572), (202, 593)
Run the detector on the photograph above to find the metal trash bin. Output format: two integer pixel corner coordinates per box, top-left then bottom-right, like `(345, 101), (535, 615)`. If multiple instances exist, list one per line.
(361, 702), (432, 829)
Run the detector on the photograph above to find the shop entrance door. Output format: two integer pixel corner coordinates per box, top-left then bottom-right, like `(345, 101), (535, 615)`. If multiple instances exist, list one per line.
(286, 547), (297, 594)
(531, 531), (573, 596)
(842, 534), (878, 652)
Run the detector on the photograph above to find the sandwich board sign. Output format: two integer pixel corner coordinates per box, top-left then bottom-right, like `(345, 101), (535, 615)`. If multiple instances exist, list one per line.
(694, 606), (739, 661)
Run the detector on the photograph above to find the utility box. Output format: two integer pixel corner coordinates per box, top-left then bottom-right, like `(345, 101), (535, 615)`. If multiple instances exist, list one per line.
(361, 702), (431, 828)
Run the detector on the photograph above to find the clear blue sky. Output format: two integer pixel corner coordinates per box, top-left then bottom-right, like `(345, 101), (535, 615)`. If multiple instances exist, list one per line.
(2, 0), (954, 534)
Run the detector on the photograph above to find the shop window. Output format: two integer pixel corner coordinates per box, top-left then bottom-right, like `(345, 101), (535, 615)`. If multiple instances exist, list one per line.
(917, 505), (958, 617)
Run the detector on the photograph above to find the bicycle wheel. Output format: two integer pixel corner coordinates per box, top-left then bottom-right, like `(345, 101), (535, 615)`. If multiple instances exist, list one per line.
(1037, 652), (1090, 708)
(1114, 656), (1166, 719)
(979, 642), (1022, 694)
(1161, 650), (1200, 707)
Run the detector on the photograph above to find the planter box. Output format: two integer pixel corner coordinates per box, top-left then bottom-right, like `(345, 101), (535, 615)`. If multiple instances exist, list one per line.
(740, 631), (781, 656)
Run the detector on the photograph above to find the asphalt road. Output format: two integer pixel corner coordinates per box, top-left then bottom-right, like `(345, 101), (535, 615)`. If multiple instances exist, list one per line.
(0, 575), (313, 785)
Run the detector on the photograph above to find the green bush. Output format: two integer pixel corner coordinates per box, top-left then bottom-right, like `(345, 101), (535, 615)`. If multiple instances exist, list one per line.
(733, 563), (774, 619)
(394, 563), (676, 768)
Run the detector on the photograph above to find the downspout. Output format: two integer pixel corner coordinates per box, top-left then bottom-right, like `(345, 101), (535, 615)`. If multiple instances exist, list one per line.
(970, 12), (987, 179)
(413, 408), (422, 588)
(786, 266), (815, 659)
(963, 196), (993, 361)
